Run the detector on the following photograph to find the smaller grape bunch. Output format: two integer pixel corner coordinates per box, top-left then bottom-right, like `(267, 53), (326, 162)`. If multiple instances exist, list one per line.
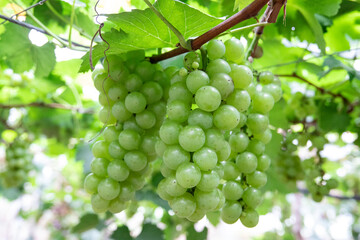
(156, 38), (282, 227)
(1, 135), (33, 188)
(84, 53), (167, 214)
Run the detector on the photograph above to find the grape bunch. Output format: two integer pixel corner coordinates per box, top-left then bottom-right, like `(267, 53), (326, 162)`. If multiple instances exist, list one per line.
(1, 137), (33, 188)
(155, 38), (282, 227)
(84, 54), (167, 213)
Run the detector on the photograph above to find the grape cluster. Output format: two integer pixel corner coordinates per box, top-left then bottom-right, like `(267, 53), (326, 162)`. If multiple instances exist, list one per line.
(84, 54), (167, 213)
(155, 38), (282, 227)
(1, 138), (33, 188)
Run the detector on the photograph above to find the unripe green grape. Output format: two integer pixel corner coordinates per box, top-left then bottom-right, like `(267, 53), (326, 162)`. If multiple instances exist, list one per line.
(183, 52), (201, 71)
(192, 60), (200, 69)
(226, 89), (251, 113)
(259, 71), (274, 84)
(99, 93), (114, 106)
(140, 134), (158, 157)
(163, 145), (190, 170)
(213, 105), (240, 131)
(229, 132), (249, 153)
(210, 73), (234, 99)
(125, 74), (143, 91)
(186, 70), (210, 94)
(207, 39), (225, 60)
(327, 178), (338, 189)
(91, 193), (109, 213)
(107, 159), (130, 182)
(125, 92), (147, 113)
(135, 110), (156, 129)
(108, 198), (128, 214)
(98, 178), (121, 200)
(222, 181), (244, 200)
(195, 86), (222, 112)
(148, 101), (167, 121)
(253, 129), (272, 144)
(99, 107), (116, 124)
(103, 126), (120, 142)
(240, 208), (259, 228)
(167, 100), (190, 123)
(118, 129), (141, 150)
(214, 189), (226, 210)
(112, 101), (132, 122)
(236, 152), (257, 173)
(135, 61), (156, 81)
(178, 125), (206, 152)
(157, 178), (174, 201)
(224, 37), (245, 64)
(252, 92), (275, 114)
(229, 65), (253, 89)
(188, 108), (213, 130)
(92, 140), (110, 159)
(93, 73), (114, 93)
(126, 173), (146, 190)
(194, 188), (220, 211)
(257, 154), (271, 171)
(187, 208), (206, 222)
(245, 82), (257, 98)
(221, 201), (242, 224)
(119, 183), (135, 201)
(124, 151), (147, 172)
(140, 81), (163, 104)
(247, 139), (265, 156)
(262, 83), (282, 102)
(242, 187), (262, 209)
(159, 120), (182, 145)
(311, 192), (323, 202)
(160, 161), (175, 177)
(176, 162), (201, 188)
(206, 59), (231, 77)
(123, 117), (144, 134)
(247, 114), (269, 134)
(84, 173), (102, 194)
(246, 171), (267, 188)
(179, 67), (188, 77)
(193, 147), (218, 171)
(168, 82), (193, 104)
(222, 161), (240, 180)
(170, 71), (186, 85)
(155, 139), (167, 157)
(196, 170), (220, 192)
(91, 158), (109, 177)
(165, 175), (187, 197)
(169, 192), (196, 218)
(216, 140), (231, 161)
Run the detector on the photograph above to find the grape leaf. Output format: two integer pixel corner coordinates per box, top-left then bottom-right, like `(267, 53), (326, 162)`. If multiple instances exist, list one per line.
(111, 226), (133, 240)
(0, 24), (56, 77)
(136, 224), (164, 240)
(206, 211), (221, 226)
(233, 0), (254, 11)
(318, 101), (351, 132)
(292, 0), (342, 17)
(187, 225), (207, 240)
(135, 189), (170, 210)
(72, 213), (99, 233)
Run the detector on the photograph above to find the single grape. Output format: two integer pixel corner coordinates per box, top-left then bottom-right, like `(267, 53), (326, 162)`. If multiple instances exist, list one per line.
(187, 208), (206, 222)
(257, 154), (271, 172)
(193, 147), (218, 171)
(213, 105), (240, 130)
(168, 82), (193, 104)
(253, 129), (272, 144)
(108, 198), (128, 214)
(135, 61), (156, 81)
(169, 192), (197, 218)
(226, 89), (251, 112)
(222, 161), (240, 180)
(186, 70), (210, 94)
(247, 139), (265, 156)
(165, 175), (187, 197)
(167, 100), (190, 123)
(246, 171), (267, 188)
(98, 178), (121, 200)
(262, 83), (282, 102)
(259, 71), (274, 84)
(210, 73), (234, 99)
(92, 141), (110, 159)
(178, 125), (206, 152)
(195, 86), (222, 112)
(140, 81), (163, 104)
(118, 129), (141, 150)
(112, 101), (132, 122)
(84, 173), (102, 194)
(207, 39), (225, 60)
(206, 59), (231, 77)
(91, 158), (109, 177)
(221, 201), (242, 224)
(194, 188), (220, 211)
(125, 92), (147, 113)
(222, 181), (244, 200)
(240, 208), (259, 228)
(224, 37), (245, 64)
(124, 151), (148, 172)
(124, 73), (143, 91)
(159, 120), (182, 145)
(135, 110), (156, 129)
(107, 159), (130, 182)
(103, 126), (120, 142)
(91, 193), (109, 213)
(229, 132), (249, 153)
(188, 108), (213, 130)
(247, 114), (269, 134)
(242, 187), (262, 209)
(196, 170), (220, 192)
(252, 92), (275, 114)
(176, 162), (201, 188)
(163, 145), (190, 170)
(236, 152), (257, 173)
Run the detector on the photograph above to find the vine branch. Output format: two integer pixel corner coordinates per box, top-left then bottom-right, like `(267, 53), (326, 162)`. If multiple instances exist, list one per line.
(150, 0), (277, 62)
(298, 188), (360, 201)
(0, 102), (94, 114)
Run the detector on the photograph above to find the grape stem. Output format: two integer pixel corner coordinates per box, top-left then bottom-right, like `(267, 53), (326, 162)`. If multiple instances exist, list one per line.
(150, 0), (279, 63)
(0, 102), (94, 114)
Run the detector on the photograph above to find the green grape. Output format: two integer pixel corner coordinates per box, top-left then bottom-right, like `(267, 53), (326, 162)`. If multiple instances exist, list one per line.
(252, 92), (275, 114)
(311, 192), (323, 202)
(103, 126), (120, 142)
(160, 161), (175, 177)
(167, 100), (190, 123)
(159, 120), (182, 145)
(125, 74), (143, 91)
(168, 82), (193, 104)
(124, 151), (147, 172)
(196, 170), (220, 192)
(135, 110), (156, 129)
(140, 135), (158, 157)
(135, 61), (156, 81)
(240, 208), (259, 228)
(126, 173), (146, 190)
(226, 89), (251, 112)
(207, 39), (225, 60)
(259, 71), (274, 84)
(99, 107), (116, 124)
(229, 64), (253, 89)
(194, 188), (220, 211)
(163, 145), (190, 170)
(170, 71), (186, 85)
(178, 125), (206, 152)
(222, 161), (240, 180)
(92, 140), (110, 159)
(148, 101), (167, 121)
(125, 92), (147, 113)
(246, 171), (267, 188)
(186, 70), (210, 94)
(214, 189), (226, 210)
(187, 208), (206, 222)
(91, 193), (109, 213)
(183, 52), (201, 71)
(188, 108), (213, 130)
(193, 147), (218, 171)
(327, 178), (338, 189)
(93, 73), (115, 93)
(195, 86), (222, 112)
(99, 93), (114, 106)
(257, 154), (271, 172)
(245, 82), (257, 98)
(165, 175), (187, 197)
(118, 183), (135, 201)
(179, 67), (188, 77)
(253, 129), (272, 144)
(262, 83), (282, 102)
(236, 152), (257, 173)
(237, 112), (247, 128)
(112, 101), (132, 122)
(221, 201), (242, 224)
(107, 159), (130, 182)
(216, 140), (231, 161)
(157, 179), (174, 201)
(123, 117), (145, 134)
(118, 129), (141, 150)
(169, 192), (196, 218)
(206, 59), (231, 77)
(108, 198), (128, 214)
(229, 132), (249, 153)
(247, 139), (265, 156)
(210, 73), (234, 99)
(247, 114), (269, 134)
(140, 81), (163, 104)
(84, 173), (102, 194)
(91, 158), (109, 177)
(98, 178), (121, 200)
(224, 37), (245, 64)
(155, 139), (167, 157)
(213, 105), (240, 130)
(242, 187), (262, 209)
(222, 181), (244, 200)
(176, 162), (201, 188)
